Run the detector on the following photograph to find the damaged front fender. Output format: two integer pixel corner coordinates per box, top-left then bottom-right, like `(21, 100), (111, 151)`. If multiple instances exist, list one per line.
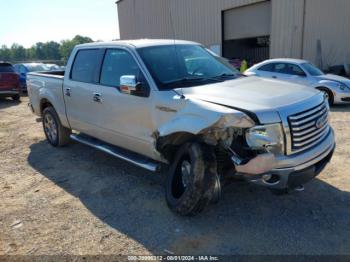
(157, 98), (255, 138)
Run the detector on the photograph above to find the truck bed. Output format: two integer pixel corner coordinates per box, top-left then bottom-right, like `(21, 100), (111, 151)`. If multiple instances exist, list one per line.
(27, 71), (67, 125)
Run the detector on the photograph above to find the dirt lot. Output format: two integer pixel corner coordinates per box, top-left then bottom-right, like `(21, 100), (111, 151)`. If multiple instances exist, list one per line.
(0, 96), (350, 255)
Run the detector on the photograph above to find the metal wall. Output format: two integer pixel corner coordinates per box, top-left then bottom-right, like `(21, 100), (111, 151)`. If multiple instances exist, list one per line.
(117, 0), (350, 66)
(302, 0), (350, 67)
(117, 0), (264, 48)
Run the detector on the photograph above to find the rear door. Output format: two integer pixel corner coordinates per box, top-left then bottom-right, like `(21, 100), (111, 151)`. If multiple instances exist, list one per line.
(63, 48), (104, 136)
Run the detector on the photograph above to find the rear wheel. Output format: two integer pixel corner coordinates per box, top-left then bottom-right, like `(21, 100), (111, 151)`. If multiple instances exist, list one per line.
(165, 142), (217, 216)
(11, 94), (20, 101)
(42, 107), (71, 147)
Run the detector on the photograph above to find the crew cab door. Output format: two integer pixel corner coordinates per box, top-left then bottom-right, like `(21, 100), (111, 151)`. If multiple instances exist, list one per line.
(63, 49), (104, 137)
(96, 48), (154, 157)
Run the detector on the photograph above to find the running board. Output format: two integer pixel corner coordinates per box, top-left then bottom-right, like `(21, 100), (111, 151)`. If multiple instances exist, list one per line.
(70, 133), (160, 172)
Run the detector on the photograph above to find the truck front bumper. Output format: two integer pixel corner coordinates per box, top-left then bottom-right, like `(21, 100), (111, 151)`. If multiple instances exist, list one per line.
(237, 128), (335, 189)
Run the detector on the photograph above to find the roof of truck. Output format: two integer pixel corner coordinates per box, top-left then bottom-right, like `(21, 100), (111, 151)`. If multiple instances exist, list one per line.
(77, 39), (200, 49)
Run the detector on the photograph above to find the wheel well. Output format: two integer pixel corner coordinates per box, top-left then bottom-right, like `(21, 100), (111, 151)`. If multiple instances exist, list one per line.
(156, 132), (196, 161)
(315, 86), (334, 103)
(40, 99), (53, 115)
(316, 86), (333, 97)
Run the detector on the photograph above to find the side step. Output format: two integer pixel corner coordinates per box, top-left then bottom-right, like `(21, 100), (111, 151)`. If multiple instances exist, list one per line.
(70, 133), (161, 172)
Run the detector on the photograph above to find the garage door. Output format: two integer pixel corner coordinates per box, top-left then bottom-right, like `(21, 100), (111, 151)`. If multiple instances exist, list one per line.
(224, 1), (271, 41)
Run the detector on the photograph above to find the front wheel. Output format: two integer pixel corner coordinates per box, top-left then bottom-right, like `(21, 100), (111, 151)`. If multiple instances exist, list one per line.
(165, 142), (218, 216)
(42, 107), (71, 147)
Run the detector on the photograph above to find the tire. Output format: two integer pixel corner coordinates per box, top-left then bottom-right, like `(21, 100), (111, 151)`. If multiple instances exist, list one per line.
(12, 94), (20, 101)
(42, 106), (71, 147)
(165, 142), (217, 216)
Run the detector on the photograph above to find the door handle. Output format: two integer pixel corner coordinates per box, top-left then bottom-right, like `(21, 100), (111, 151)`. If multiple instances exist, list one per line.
(272, 76), (277, 79)
(65, 88), (71, 96)
(93, 93), (102, 102)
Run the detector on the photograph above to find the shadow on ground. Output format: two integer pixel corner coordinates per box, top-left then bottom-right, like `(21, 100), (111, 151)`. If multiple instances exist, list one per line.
(330, 104), (350, 113)
(27, 140), (350, 255)
(0, 97), (21, 109)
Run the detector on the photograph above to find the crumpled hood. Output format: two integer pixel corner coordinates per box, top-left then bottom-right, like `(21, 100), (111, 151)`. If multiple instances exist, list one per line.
(179, 76), (319, 123)
(315, 74), (350, 86)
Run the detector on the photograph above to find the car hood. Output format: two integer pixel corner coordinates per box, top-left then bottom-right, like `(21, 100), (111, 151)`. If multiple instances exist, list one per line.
(315, 74), (350, 86)
(178, 76), (319, 123)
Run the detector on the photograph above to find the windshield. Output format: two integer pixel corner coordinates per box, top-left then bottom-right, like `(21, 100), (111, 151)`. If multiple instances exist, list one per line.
(27, 64), (49, 72)
(137, 45), (240, 90)
(302, 63), (324, 76)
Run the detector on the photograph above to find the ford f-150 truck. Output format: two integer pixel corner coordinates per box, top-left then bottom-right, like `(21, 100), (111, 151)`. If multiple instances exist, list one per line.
(27, 40), (335, 216)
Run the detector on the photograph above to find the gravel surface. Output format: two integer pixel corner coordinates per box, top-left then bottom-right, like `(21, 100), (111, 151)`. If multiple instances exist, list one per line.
(0, 96), (349, 255)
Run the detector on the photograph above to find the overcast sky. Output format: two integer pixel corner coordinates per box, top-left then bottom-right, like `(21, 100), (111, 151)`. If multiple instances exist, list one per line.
(0, 0), (120, 48)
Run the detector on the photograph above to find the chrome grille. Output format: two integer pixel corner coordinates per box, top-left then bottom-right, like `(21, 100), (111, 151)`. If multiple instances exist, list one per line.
(288, 100), (330, 153)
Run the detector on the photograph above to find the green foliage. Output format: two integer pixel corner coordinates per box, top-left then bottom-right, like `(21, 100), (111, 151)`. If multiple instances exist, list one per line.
(59, 35), (93, 63)
(0, 35), (94, 64)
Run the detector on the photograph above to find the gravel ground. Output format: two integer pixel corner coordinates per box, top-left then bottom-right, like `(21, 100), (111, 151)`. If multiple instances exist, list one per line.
(0, 96), (350, 255)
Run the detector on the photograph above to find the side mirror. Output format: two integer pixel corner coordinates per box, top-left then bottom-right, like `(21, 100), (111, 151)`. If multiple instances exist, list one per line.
(120, 75), (141, 95)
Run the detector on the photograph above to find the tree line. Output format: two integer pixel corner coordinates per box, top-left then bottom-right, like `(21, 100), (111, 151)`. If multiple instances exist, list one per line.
(0, 35), (93, 64)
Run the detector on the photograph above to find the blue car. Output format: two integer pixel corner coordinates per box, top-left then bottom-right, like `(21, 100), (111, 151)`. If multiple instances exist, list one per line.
(14, 63), (49, 92)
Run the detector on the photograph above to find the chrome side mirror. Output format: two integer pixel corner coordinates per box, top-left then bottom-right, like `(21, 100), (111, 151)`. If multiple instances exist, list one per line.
(120, 75), (138, 94)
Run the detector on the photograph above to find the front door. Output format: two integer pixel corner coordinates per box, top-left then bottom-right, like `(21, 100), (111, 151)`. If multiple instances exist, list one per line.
(96, 48), (154, 158)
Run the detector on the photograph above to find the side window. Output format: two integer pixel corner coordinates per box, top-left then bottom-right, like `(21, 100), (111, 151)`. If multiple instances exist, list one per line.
(258, 63), (274, 72)
(71, 49), (100, 83)
(285, 63), (305, 76)
(100, 49), (144, 87)
(274, 63), (287, 74)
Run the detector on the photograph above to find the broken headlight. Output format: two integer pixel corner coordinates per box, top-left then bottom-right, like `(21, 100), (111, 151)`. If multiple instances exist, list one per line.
(245, 123), (284, 154)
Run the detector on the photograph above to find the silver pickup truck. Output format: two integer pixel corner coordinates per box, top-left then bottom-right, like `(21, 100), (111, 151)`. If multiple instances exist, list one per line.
(27, 40), (335, 216)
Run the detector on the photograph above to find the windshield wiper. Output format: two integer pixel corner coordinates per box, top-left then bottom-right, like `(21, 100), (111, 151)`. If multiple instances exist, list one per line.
(162, 77), (221, 88)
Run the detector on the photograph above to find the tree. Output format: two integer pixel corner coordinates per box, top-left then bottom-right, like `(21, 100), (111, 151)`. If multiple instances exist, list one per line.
(10, 44), (26, 62)
(60, 35), (93, 62)
(0, 45), (11, 61)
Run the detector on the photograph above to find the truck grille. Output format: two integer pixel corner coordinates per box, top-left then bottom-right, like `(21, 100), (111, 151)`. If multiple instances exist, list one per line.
(288, 100), (330, 153)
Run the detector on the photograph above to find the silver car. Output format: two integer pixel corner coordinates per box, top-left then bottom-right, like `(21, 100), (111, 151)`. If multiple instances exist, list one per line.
(245, 58), (350, 105)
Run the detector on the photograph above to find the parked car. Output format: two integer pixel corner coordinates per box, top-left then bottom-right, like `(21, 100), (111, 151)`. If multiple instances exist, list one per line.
(0, 62), (20, 101)
(45, 64), (61, 71)
(27, 40), (335, 216)
(14, 63), (49, 92)
(245, 58), (350, 105)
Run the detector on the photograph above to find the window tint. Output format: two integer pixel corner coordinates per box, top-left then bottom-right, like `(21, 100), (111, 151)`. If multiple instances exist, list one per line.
(258, 63), (274, 72)
(283, 63), (305, 76)
(0, 64), (14, 72)
(137, 45), (238, 90)
(302, 63), (324, 76)
(100, 49), (141, 87)
(71, 49), (100, 83)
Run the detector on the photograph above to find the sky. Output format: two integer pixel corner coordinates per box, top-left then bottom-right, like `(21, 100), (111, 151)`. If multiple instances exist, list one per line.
(0, 0), (120, 48)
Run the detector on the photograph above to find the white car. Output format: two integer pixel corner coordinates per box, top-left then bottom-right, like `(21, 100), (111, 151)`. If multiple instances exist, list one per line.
(245, 58), (350, 105)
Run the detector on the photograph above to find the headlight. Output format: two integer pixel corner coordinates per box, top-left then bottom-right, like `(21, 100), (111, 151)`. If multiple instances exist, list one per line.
(336, 83), (350, 91)
(245, 123), (284, 154)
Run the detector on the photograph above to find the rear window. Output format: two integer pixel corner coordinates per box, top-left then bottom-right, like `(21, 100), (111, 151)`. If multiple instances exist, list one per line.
(0, 64), (14, 73)
(71, 49), (101, 83)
